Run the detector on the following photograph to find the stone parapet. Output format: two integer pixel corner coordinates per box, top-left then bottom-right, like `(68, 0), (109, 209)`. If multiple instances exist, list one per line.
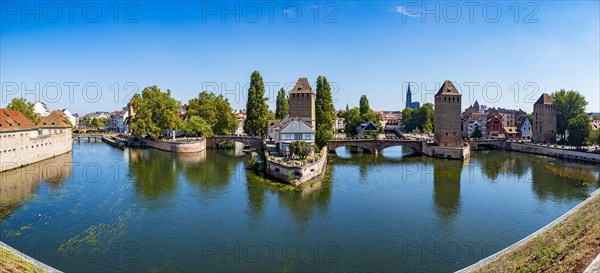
(146, 138), (206, 153)
(265, 147), (328, 185)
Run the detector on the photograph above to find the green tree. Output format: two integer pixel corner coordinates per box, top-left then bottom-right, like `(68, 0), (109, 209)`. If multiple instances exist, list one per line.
(315, 76), (336, 148)
(183, 116), (213, 137)
(590, 130), (600, 146)
(90, 118), (101, 128)
(566, 112), (591, 148)
(187, 91), (237, 135)
(6, 98), (40, 124)
(275, 88), (289, 119)
(129, 86), (181, 139)
(82, 115), (91, 126)
(289, 140), (313, 159)
(401, 108), (415, 132)
(341, 107), (362, 136)
(552, 90), (588, 141)
(244, 71), (268, 136)
(414, 103), (434, 133)
(359, 95), (370, 116)
(471, 124), (483, 138)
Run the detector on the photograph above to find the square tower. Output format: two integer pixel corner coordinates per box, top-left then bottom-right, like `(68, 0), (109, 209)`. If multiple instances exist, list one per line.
(289, 77), (316, 128)
(434, 80), (462, 147)
(532, 93), (557, 143)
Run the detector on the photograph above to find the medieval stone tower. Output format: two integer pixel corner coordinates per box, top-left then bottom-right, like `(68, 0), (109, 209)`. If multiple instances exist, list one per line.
(532, 93), (557, 143)
(289, 77), (316, 128)
(434, 80), (462, 147)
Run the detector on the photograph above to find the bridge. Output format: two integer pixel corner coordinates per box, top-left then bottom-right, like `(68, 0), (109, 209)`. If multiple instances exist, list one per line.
(466, 139), (506, 150)
(73, 134), (106, 142)
(207, 135), (264, 149)
(327, 139), (424, 154)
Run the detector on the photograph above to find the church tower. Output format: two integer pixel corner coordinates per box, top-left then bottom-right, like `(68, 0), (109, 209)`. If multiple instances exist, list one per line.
(406, 83), (412, 109)
(434, 80), (462, 147)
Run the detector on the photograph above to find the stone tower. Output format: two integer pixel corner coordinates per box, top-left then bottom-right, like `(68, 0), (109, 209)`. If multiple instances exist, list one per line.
(289, 77), (316, 128)
(532, 93), (557, 143)
(434, 80), (462, 147)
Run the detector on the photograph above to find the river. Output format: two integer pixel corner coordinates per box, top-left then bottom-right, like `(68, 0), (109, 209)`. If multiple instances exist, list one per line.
(0, 143), (598, 272)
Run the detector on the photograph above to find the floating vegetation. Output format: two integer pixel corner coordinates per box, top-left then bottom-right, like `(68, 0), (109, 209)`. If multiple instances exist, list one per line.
(3, 224), (34, 238)
(58, 216), (127, 254)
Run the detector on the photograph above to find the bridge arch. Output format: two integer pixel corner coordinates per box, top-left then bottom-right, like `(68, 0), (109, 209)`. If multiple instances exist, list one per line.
(327, 139), (423, 154)
(208, 136), (263, 150)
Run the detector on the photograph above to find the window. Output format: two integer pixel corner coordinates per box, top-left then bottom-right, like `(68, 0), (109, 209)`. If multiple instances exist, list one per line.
(294, 133), (302, 140)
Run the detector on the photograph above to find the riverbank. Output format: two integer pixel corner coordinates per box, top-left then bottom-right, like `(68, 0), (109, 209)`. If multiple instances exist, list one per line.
(0, 241), (60, 273)
(461, 189), (600, 272)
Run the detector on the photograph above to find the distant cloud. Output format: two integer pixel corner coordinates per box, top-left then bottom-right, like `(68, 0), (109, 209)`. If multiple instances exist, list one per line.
(395, 5), (419, 17)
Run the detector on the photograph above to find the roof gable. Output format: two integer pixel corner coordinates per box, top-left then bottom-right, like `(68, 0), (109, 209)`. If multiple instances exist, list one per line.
(40, 110), (70, 128)
(280, 120), (314, 134)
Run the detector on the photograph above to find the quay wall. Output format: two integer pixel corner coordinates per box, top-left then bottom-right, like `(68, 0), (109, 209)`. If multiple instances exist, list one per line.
(0, 129), (72, 172)
(265, 148), (328, 185)
(422, 143), (470, 160)
(146, 138), (206, 153)
(507, 142), (600, 163)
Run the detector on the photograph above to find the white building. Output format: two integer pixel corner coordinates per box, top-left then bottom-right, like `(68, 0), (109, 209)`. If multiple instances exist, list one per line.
(278, 117), (315, 153)
(62, 109), (77, 127)
(0, 109), (73, 172)
(517, 116), (532, 140)
(33, 101), (50, 116)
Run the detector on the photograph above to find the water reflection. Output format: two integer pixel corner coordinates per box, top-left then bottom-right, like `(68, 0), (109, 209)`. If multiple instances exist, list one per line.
(432, 159), (463, 224)
(472, 151), (598, 202)
(128, 149), (179, 199)
(183, 150), (237, 196)
(245, 169), (333, 224)
(0, 152), (73, 217)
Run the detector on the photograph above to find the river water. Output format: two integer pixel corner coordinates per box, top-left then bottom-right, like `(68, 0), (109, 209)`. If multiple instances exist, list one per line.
(0, 143), (598, 272)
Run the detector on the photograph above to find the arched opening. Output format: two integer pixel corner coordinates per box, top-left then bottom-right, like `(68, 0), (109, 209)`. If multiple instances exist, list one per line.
(379, 145), (419, 159)
(334, 146), (371, 159)
(216, 141), (246, 156)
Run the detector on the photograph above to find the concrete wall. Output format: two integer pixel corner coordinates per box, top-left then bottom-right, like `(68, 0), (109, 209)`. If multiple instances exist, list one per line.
(0, 128), (72, 172)
(266, 148), (328, 185)
(507, 142), (600, 163)
(422, 143), (471, 160)
(146, 138), (206, 153)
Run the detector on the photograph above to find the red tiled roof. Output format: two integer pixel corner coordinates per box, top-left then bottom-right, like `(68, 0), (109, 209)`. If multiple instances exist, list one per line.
(39, 110), (70, 128)
(0, 108), (36, 132)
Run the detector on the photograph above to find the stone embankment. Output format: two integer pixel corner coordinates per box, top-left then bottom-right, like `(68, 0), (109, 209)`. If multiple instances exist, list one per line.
(507, 142), (600, 163)
(265, 147), (328, 185)
(145, 138), (206, 153)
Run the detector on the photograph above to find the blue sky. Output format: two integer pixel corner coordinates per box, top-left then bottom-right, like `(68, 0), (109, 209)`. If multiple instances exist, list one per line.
(1, 1), (599, 115)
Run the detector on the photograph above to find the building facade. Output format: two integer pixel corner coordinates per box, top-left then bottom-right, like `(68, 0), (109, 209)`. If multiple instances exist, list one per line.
(532, 93), (557, 143)
(516, 116), (532, 140)
(0, 109), (72, 172)
(434, 81), (462, 147)
(279, 118), (315, 153)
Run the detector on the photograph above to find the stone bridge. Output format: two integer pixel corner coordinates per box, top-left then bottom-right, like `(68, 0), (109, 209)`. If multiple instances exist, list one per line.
(207, 135), (264, 149)
(327, 139), (424, 154)
(466, 139), (506, 150)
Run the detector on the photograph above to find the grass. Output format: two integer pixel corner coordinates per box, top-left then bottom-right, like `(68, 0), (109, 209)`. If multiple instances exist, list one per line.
(0, 247), (45, 273)
(473, 193), (600, 273)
